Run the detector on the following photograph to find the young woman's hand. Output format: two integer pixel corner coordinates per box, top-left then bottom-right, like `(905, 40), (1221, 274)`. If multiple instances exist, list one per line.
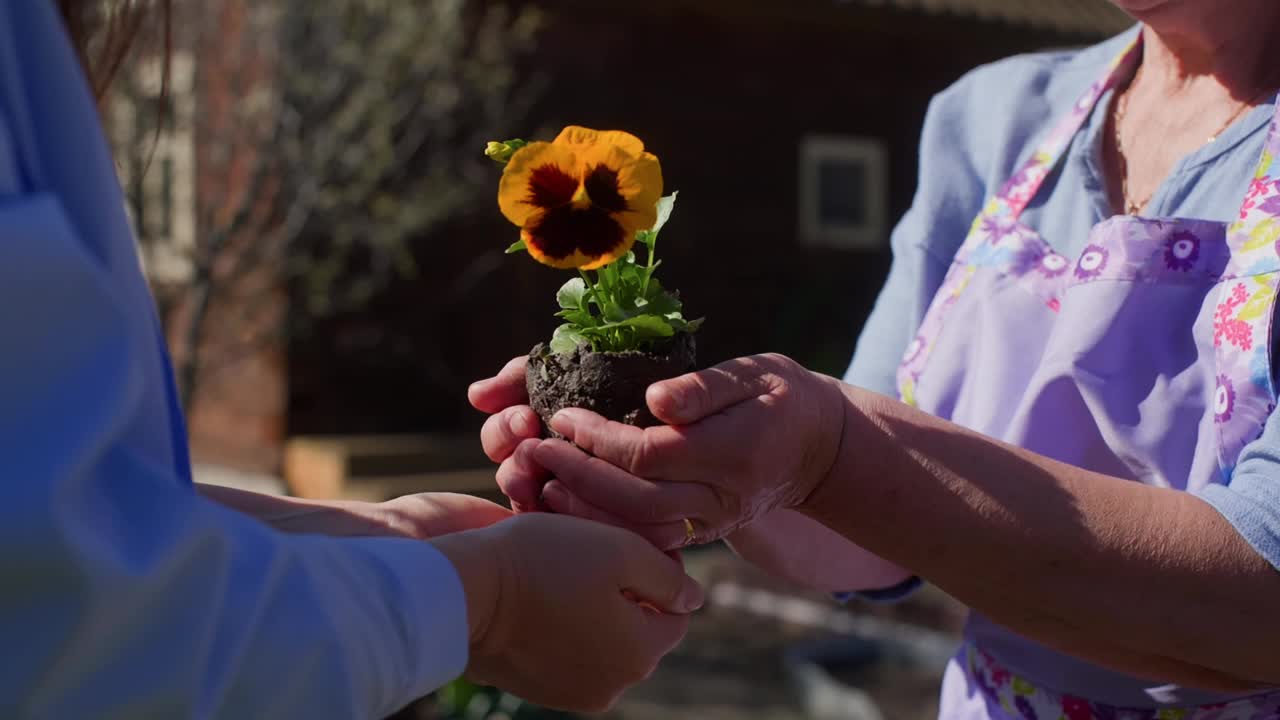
(199, 485), (513, 539)
(431, 513), (703, 712)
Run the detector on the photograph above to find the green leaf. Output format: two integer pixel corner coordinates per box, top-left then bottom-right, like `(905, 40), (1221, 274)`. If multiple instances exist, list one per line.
(616, 257), (642, 280)
(602, 300), (629, 323)
(684, 317), (705, 333)
(550, 324), (588, 355)
(601, 261), (621, 288)
(652, 192), (678, 235)
(644, 290), (682, 316)
(610, 314), (675, 337)
(505, 239), (527, 254)
(555, 308), (595, 326)
(556, 278), (587, 309)
(625, 314), (676, 338)
(578, 314), (674, 337)
(635, 229), (656, 249)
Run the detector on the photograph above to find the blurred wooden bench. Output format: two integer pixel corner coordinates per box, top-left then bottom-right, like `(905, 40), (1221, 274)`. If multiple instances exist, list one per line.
(283, 434), (499, 502)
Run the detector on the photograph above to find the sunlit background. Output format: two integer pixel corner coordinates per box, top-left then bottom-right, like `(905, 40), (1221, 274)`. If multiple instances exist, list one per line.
(108, 1), (1131, 717)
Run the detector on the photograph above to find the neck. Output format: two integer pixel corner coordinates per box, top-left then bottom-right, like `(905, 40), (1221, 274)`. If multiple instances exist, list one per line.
(1131, 3), (1280, 102)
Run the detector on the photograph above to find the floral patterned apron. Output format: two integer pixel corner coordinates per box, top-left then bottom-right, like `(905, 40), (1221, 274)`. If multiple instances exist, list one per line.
(899, 36), (1280, 719)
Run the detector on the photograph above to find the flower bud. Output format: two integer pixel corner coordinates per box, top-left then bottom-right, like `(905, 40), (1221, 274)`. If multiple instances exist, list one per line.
(485, 139), (528, 164)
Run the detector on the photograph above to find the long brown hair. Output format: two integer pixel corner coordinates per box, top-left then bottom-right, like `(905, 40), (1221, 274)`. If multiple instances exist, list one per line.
(57, 0), (171, 101)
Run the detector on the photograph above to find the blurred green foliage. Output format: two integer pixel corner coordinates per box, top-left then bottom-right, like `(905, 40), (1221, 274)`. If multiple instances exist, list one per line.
(432, 679), (578, 720)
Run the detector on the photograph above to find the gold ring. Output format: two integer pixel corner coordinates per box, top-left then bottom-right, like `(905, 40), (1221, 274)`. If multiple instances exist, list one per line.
(682, 518), (697, 545)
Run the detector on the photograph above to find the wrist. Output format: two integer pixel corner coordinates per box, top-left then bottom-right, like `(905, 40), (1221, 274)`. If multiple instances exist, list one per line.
(200, 484), (397, 537)
(794, 372), (854, 511)
(289, 503), (386, 536)
(429, 530), (503, 654)
(796, 377), (870, 517)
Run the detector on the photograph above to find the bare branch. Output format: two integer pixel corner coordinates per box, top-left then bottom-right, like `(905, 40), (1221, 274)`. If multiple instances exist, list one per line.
(110, 0), (545, 409)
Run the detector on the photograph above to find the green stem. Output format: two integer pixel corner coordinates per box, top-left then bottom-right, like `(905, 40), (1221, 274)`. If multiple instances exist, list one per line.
(641, 235), (658, 296)
(578, 268), (601, 321)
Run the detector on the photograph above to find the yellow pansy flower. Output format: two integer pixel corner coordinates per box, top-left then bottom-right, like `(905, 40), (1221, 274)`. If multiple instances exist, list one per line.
(497, 126), (663, 270)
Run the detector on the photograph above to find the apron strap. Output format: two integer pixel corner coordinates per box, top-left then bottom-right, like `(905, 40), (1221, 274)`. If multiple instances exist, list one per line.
(990, 38), (1142, 221)
(898, 37), (1141, 405)
(1214, 97), (1280, 479)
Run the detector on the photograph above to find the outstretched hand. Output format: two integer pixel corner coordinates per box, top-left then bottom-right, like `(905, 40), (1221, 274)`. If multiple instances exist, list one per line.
(470, 353), (845, 551)
(378, 492), (514, 539)
(534, 354), (845, 549)
(431, 513), (701, 712)
(198, 484), (513, 540)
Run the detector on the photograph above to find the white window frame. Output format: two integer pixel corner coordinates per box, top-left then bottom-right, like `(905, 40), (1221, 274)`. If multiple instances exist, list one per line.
(798, 135), (888, 251)
(110, 52), (197, 284)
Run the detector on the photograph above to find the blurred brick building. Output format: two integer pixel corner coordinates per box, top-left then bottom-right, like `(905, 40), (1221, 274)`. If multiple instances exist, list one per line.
(112, 0), (287, 477)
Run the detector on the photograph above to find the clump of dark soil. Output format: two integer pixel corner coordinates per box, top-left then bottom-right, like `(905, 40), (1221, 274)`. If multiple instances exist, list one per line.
(526, 333), (696, 435)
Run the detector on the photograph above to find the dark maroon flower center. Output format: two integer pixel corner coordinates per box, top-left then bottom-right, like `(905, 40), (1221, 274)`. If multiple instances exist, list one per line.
(583, 164), (628, 213)
(527, 205), (626, 260)
(526, 165), (578, 209)
(525, 163), (628, 215)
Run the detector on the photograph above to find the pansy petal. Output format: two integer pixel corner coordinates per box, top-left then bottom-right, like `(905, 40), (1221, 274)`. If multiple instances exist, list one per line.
(498, 142), (580, 227)
(580, 161), (629, 213)
(523, 205), (635, 270)
(615, 153), (663, 223)
(523, 228), (596, 269)
(614, 208), (659, 242)
(530, 245), (629, 271)
(579, 144), (663, 216)
(506, 126), (662, 270)
(604, 151), (663, 255)
(554, 126), (646, 157)
(577, 247), (632, 270)
(523, 229), (634, 271)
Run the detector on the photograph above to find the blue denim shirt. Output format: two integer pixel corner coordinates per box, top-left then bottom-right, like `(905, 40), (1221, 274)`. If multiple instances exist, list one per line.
(0, 3), (466, 716)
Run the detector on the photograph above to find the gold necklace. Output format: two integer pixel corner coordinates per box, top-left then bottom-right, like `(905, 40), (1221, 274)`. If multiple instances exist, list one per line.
(1113, 78), (1269, 215)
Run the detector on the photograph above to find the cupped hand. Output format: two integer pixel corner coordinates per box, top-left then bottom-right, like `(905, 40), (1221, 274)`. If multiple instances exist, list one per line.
(431, 513), (702, 712)
(530, 354), (847, 550)
(469, 356), (548, 513)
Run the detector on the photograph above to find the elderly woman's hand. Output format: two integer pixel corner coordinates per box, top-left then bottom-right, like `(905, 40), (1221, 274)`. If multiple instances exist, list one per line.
(531, 354), (847, 550)
(468, 356), (552, 513)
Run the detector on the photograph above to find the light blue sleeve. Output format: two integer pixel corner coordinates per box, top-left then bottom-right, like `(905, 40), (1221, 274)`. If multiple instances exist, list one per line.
(832, 76), (993, 603)
(0, 197), (468, 718)
(841, 78), (989, 396)
(1198, 406), (1280, 573)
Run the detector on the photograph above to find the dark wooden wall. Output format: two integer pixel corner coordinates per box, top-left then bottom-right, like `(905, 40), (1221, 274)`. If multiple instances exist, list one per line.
(288, 1), (1113, 436)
